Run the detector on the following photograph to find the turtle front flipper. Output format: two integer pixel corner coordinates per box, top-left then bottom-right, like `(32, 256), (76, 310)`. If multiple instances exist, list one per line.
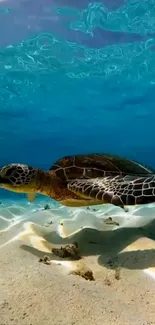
(67, 175), (155, 208)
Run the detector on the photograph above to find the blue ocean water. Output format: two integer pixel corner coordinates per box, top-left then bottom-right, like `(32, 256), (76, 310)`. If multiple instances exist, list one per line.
(0, 0), (155, 201)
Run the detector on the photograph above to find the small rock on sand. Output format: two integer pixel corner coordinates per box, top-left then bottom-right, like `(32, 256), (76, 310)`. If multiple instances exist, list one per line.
(52, 242), (81, 260)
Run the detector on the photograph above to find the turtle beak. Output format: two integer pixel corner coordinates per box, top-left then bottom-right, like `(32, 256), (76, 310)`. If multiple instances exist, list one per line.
(0, 169), (11, 185)
(0, 176), (9, 186)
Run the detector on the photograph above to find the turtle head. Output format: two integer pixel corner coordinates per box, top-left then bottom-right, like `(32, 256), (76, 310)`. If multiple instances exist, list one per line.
(0, 163), (38, 193)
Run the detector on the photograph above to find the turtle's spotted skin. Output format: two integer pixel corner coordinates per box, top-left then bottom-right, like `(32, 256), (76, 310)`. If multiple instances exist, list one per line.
(67, 174), (155, 208)
(0, 164), (37, 185)
(0, 153), (155, 209)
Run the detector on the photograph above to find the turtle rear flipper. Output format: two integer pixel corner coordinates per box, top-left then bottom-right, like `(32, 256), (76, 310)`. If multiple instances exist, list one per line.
(67, 175), (155, 208)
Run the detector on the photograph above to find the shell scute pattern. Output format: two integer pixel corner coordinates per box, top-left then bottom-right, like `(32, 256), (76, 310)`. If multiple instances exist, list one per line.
(0, 164), (37, 186)
(50, 155), (108, 182)
(49, 154), (155, 207)
(50, 154), (154, 185)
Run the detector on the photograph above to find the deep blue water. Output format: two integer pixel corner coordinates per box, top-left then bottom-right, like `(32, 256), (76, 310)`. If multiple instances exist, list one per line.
(0, 0), (155, 199)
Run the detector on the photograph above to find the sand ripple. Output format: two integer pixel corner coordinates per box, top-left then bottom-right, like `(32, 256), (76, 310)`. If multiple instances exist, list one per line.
(0, 199), (155, 235)
(1, 199), (155, 281)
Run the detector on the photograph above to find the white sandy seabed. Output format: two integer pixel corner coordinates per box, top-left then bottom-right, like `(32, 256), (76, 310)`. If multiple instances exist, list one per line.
(1, 197), (155, 280)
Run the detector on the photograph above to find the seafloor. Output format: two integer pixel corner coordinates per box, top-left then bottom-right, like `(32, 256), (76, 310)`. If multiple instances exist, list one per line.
(1, 197), (155, 324)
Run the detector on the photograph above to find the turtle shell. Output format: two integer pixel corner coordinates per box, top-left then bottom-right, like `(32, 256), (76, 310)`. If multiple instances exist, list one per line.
(49, 153), (154, 183)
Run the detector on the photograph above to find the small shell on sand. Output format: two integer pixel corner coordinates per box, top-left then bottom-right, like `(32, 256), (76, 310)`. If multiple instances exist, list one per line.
(38, 255), (51, 265)
(70, 266), (95, 281)
(103, 217), (119, 226)
(51, 257), (95, 281)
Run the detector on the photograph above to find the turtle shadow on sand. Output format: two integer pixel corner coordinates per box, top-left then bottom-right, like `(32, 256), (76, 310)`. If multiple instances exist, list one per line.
(20, 218), (155, 271)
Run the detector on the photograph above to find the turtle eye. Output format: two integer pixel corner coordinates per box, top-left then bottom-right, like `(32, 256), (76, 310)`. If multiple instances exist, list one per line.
(0, 165), (18, 184)
(4, 167), (17, 177)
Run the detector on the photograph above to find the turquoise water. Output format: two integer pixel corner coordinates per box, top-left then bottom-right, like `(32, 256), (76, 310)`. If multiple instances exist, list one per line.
(0, 0), (155, 201)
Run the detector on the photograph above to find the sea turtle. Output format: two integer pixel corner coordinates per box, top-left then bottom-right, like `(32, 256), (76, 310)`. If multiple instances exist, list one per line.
(0, 153), (155, 209)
